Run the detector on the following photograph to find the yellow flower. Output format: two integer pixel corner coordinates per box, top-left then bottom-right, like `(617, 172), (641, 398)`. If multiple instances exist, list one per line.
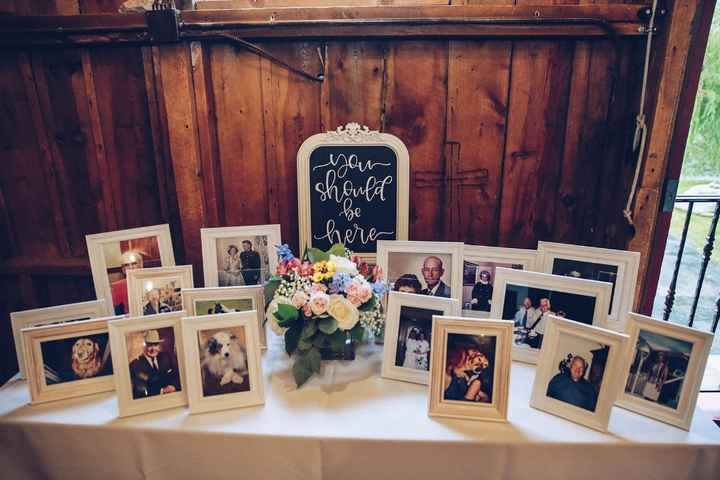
(327, 294), (360, 331)
(312, 260), (336, 282)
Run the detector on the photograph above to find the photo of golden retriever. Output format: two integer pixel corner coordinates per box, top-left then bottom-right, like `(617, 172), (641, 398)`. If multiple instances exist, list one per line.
(41, 333), (113, 385)
(71, 338), (103, 379)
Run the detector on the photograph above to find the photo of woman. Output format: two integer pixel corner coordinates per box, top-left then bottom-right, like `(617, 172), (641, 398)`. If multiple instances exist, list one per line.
(394, 274), (422, 294)
(394, 306), (439, 371)
(443, 333), (496, 403)
(219, 244), (244, 287)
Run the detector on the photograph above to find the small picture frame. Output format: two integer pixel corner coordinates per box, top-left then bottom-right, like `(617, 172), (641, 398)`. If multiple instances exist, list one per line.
(461, 245), (539, 318)
(181, 311), (265, 414)
(490, 268), (612, 364)
(537, 241), (640, 329)
(11, 299), (109, 378)
(381, 292), (461, 385)
(530, 316), (629, 432)
(86, 224), (175, 316)
(616, 312), (713, 430)
(21, 316), (122, 404)
(181, 285), (266, 348)
(428, 317), (513, 422)
(200, 225), (281, 288)
(377, 240), (464, 300)
(108, 312), (187, 418)
(126, 265), (194, 317)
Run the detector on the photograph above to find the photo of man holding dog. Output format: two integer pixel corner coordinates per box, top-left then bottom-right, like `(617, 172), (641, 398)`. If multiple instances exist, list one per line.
(128, 329), (181, 399)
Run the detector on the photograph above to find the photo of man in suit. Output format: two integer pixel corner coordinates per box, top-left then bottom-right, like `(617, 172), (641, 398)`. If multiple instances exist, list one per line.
(420, 256), (451, 298)
(240, 240), (262, 285)
(129, 329), (181, 399)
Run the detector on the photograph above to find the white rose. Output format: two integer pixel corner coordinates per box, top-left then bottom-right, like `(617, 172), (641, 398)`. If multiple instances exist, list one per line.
(327, 294), (360, 331)
(266, 296), (292, 336)
(330, 254), (358, 276)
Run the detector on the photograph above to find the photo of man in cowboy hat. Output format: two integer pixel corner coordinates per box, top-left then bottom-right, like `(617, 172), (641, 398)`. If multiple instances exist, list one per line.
(129, 329), (181, 399)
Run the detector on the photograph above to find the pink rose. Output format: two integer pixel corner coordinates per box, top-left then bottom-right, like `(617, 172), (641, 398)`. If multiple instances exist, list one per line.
(310, 282), (328, 294)
(358, 283), (373, 303)
(299, 261), (314, 277)
(347, 293), (363, 306)
(288, 258), (301, 273)
(309, 292), (330, 315)
(345, 280), (362, 300)
(371, 265), (383, 281)
(277, 262), (289, 275)
(291, 291), (309, 309)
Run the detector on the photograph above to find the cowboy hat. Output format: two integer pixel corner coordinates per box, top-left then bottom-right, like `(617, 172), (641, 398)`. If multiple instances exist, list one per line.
(144, 329), (165, 344)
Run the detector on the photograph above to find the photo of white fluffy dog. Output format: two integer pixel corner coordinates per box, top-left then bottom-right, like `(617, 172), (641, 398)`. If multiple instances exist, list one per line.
(200, 331), (249, 391)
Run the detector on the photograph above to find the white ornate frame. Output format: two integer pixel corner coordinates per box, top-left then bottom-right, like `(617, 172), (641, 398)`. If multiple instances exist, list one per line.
(489, 268), (613, 364)
(182, 285), (266, 348)
(616, 312), (713, 430)
(428, 317), (513, 423)
(181, 311), (265, 414)
(537, 241), (640, 330)
(126, 265), (194, 317)
(381, 292), (461, 385)
(460, 245), (540, 318)
(200, 224), (281, 288)
(530, 316), (629, 432)
(11, 299), (109, 378)
(296, 123), (410, 262)
(86, 224), (176, 316)
(22, 316), (123, 404)
(108, 312), (188, 418)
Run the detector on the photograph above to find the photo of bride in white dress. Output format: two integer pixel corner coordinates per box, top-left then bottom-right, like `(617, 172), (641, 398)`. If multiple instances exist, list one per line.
(395, 306), (439, 371)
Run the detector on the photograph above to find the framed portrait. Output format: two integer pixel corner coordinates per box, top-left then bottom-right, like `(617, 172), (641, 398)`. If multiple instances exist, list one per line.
(108, 312), (187, 417)
(537, 241), (640, 330)
(530, 316), (628, 432)
(489, 268), (612, 364)
(126, 265), (194, 317)
(181, 311), (265, 414)
(616, 313), (713, 430)
(376, 240), (464, 300)
(201, 225), (281, 288)
(381, 292), (461, 385)
(461, 246), (539, 318)
(181, 285), (266, 348)
(86, 224), (175, 316)
(11, 299), (109, 378)
(21, 316), (122, 404)
(428, 317), (513, 422)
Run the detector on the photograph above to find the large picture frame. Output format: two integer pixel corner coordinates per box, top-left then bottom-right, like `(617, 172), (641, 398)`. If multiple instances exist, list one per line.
(108, 312), (187, 418)
(381, 292), (461, 385)
(490, 268), (612, 364)
(536, 241), (640, 330)
(21, 316), (122, 404)
(616, 312), (713, 430)
(530, 316), (628, 432)
(181, 311), (265, 414)
(200, 225), (281, 288)
(126, 265), (194, 317)
(460, 245), (539, 318)
(11, 299), (109, 378)
(297, 123), (410, 262)
(428, 317), (513, 422)
(182, 285), (266, 348)
(86, 224), (175, 316)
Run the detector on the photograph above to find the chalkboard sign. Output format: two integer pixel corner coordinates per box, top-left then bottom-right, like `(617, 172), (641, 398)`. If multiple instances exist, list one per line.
(297, 123), (409, 260)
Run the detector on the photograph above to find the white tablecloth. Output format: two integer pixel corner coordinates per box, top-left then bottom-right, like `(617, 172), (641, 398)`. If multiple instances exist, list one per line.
(1, 336), (719, 480)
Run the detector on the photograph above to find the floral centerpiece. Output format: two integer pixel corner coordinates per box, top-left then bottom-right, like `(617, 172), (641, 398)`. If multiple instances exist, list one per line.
(265, 243), (387, 387)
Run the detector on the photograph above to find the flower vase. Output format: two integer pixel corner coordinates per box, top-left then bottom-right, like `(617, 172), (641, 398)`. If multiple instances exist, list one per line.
(319, 331), (356, 361)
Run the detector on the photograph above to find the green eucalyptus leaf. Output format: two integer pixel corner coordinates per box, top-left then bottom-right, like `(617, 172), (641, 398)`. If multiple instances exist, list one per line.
(298, 337), (314, 352)
(318, 316), (338, 335)
(292, 359), (313, 387)
(264, 277), (282, 302)
(349, 323), (365, 342)
(307, 247), (330, 263)
(306, 347), (322, 373)
(328, 243), (346, 257)
(284, 325), (302, 356)
(276, 304), (299, 326)
(301, 320), (317, 339)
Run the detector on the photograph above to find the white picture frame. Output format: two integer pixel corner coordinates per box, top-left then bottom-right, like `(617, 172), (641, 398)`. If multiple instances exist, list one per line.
(200, 224), (281, 288)
(537, 241), (640, 330)
(108, 312), (187, 418)
(490, 268), (612, 364)
(21, 316), (122, 404)
(460, 245), (539, 318)
(11, 299), (109, 378)
(86, 224), (176, 316)
(182, 286), (266, 348)
(181, 311), (265, 414)
(297, 123), (410, 262)
(381, 292), (461, 385)
(126, 265), (194, 317)
(530, 316), (629, 432)
(377, 240), (464, 300)
(428, 317), (513, 422)
(616, 312), (713, 430)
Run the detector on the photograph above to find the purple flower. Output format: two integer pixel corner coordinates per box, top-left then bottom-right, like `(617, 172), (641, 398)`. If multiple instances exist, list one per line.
(276, 244), (295, 262)
(329, 273), (352, 294)
(372, 280), (388, 296)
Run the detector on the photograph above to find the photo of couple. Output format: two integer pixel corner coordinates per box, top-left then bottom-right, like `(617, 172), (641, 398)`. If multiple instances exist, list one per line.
(442, 333), (496, 404)
(389, 254), (452, 298)
(216, 237), (269, 287)
(394, 306), (439, 371)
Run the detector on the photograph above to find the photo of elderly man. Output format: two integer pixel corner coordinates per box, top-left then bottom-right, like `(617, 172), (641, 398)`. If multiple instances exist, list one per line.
(420, 256), (451, 298)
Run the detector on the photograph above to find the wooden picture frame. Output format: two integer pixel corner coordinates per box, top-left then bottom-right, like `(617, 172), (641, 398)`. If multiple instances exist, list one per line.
(297, 123), (410, 262)
(537, 241), (640, 330)
(200, 225), (281, 288)
(381, 292), (461, 385)
(182, 286), (266, 348)
(616, 312), (713, 430)
(489, 268), (612, 364)
(428, 317), (513, 422)
(126, 265), (194, 317)
(86, 224), (175, 316)
(181, 311), (265, 414)
(108, 312), (187, 418)
(21, 316), (122, 405)
(11, 299), (109, 378)
(530, 316), (629, 432)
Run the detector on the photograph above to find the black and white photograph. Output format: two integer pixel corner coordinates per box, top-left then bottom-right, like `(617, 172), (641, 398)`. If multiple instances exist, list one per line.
(387, 252), (453, 298)
(442, 333), (496, 404)
(126, 327), (181, 399)
(198, 326), (251, 397)
(394, 306), (439, 371)
(462, 261), (522, 313)
(40, 333), (113, 385)
(216, 236), (270, 287)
